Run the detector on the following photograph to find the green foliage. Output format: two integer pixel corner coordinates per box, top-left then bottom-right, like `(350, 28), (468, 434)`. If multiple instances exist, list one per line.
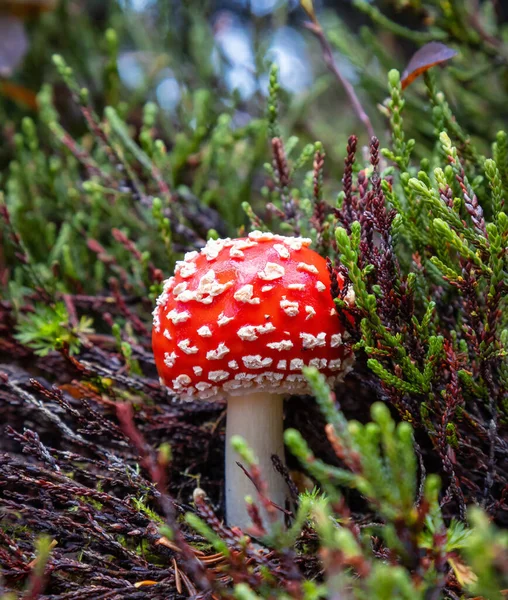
(463, 508), (508, 599)
(22, 535), (55, 597)
(188, 370), (505, 599)
(1, 47), (269, 305)
(15, 302), (93, 356)
(382, 69), (414, 170)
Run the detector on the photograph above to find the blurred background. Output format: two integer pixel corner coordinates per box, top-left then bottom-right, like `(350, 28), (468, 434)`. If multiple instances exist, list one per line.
(3, 0), (508, 162)
(1, 0), (387, 152)
(3, 0), (508, 170)
(2, 0), (508, 238)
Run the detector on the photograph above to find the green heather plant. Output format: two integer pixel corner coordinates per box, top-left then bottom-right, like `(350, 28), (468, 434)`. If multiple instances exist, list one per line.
(187, 369), (507, 599)
(0, 2), (507, 599)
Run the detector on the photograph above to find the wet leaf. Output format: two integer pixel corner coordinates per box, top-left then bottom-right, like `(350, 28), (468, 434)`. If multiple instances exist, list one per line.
(0, 81), (37, 109)
(134, 580), (158, 588)
(1, 0), (57, 18)
(401, 42), (458, 90)
(448, 554), (478, 587)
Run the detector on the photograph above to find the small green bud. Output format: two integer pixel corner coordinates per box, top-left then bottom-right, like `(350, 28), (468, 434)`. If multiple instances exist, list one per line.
(371, 402), (391, 426)
(159, 524), (174, 540)
(105, 28), (118, 51)
(230, 435), (258, 466)
(158, 442), (172, 465)
(388, 69), (401, 88)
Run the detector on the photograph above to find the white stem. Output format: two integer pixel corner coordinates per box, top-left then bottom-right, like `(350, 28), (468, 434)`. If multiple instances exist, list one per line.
(225, 392), (288, 531)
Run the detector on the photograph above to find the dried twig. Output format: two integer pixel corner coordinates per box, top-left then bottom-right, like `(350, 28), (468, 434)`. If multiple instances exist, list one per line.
(303, 19), (375, 139)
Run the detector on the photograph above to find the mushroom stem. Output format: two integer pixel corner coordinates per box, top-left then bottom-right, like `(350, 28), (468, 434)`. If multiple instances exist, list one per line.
(225, 392), (288, 531)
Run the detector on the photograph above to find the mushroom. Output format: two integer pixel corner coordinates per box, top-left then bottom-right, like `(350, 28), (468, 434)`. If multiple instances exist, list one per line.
(152, 231), (355, 531)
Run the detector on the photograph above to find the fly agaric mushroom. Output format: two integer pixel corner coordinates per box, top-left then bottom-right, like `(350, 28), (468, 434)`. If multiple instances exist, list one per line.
(152, 231), (355, 530)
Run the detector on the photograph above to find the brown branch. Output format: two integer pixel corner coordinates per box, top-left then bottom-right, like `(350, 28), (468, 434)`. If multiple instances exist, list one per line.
(304, 20), (375, 140)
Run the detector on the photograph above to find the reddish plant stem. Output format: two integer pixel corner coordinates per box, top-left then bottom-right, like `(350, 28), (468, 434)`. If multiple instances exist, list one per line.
(304, 21), (375, 140)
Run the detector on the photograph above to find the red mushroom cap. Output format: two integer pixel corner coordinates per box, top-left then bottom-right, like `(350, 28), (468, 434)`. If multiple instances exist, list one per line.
(152, 232), (355, 400)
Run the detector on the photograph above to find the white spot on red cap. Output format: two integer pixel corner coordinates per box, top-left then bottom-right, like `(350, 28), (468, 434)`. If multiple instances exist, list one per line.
(177, 261), (197, 279)
(297, 262), (319, 274)
(153, 277), (177, 331)
(176, 270), (233, 304)
(288, 283), (305, 291)
(164, 352), (177, 368)
(206, 343), (230, 360)
(261, 285), (274, 292)
(180, 386), (196, 398)
(287, 373), (305, 382)
(172, 282), (188, 296)
(242, 355), (273, 369)
(237, 326), (258, 342)
(329, 358), (342, 371)
(177, 339), (199, 354)
(163, 329), (172, 340)
(197, 325), (212, 337)
(258, 262), (285, 281)
(196, 382), (212, 391)
(255, 372), (284, 383)
(229, 239), (257, 258)
(277, 360), (287, 370)
(223, 379), (248, 391)
(160, 276), (176, 294)
(228, 360), (239, 370)
(229, 247), (245, 259)
(331, 333), (343, 347)
(309, 358), (327, 368)
(248, 231), (274, 242)
(272, 372), (284, 381)
(208, 370), (229, 382)
(267, 340), (293, 351)
(290, 358), (304, 370)
(301, 332), (326, 349)
(330, 308), (337, 316)
(305, 306), (316, 319)
(344, 287), (356, 306)
(202, 238), (232, 261)
(153, 309), (161, 333)
(257, 323), (276, 335)
(199, 386), (219, 399)
(273, 243), (290, 259)
(235, 373), (257, 381)
(316, 281), (326, 292)
(167, 308), (191, 324)
(234, 284), (260, 304)
(217, 312), (234, 326)
(173, 374), (191, 389)
(193, 366), (203, 376)
(342, 353), (355, 373)
(280, 297), (299, 316)
(283, 237), (312, 250)
(237, 323), (276, 341)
